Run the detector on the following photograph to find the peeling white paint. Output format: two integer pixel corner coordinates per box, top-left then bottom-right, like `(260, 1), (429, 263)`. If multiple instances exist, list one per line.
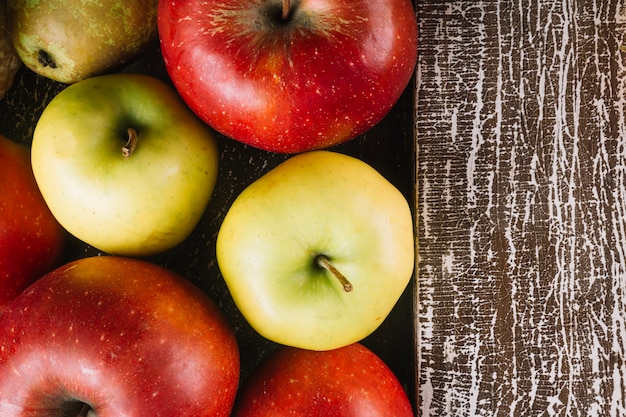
(417, 0), (626, 415)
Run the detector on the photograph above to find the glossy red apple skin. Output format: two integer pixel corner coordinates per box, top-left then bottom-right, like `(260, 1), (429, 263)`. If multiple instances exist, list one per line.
(157, 0), (418, 153)
(0, 256), (240, 417)
(0, 134), (65, 314)
(232, 343), (414, 417)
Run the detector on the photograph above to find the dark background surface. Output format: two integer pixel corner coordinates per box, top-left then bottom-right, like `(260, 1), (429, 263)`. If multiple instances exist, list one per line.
(0, 37), (418, 409)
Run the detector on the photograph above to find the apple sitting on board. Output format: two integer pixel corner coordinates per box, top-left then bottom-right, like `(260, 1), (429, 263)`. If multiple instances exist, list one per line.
(232, 343), (414, 417)
(31, 73), (219, 257)
(0, 134), (65, 314)
(216, 150), (414, 351)
(7, 0), (158, 84)
(157, 0), (418, 153)
(0, 255), (240, 417)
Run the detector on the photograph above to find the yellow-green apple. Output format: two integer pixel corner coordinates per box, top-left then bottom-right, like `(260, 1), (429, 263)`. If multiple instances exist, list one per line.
(7, 0), (158, 84)
(0, 134), (65, 314)
(0, 255), (240, 417)
(157, 0), (418, 153)
(232, 343), (414, 417)
(31, 73), (219, 257)
(216, 150), (414, 351)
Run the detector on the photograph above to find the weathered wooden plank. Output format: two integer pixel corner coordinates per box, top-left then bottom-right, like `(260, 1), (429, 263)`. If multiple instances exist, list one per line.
(416, 1), (626, 415)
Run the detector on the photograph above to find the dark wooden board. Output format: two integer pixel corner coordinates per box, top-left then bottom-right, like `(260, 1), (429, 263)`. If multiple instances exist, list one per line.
(416, 1), (626, 415)
(0, 35), (418, 411)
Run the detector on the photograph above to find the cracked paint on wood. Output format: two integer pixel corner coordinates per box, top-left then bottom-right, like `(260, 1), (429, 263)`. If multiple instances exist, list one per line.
(416, 1), (626, 415)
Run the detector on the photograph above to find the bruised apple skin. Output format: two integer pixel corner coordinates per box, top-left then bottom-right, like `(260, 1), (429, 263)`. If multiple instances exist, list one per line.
(0, 134), (65, 314)
(157, 0), (418, 153)
(0, 256), (240, 417)
(7, 0), (158, 84)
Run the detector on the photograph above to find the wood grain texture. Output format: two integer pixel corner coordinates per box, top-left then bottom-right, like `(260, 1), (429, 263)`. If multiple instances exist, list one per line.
(416, 1), (626, 415)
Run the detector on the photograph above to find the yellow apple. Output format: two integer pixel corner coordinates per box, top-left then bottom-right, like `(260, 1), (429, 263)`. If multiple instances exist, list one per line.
(216, 150), (415, 351)
(31, 73), (219, 257)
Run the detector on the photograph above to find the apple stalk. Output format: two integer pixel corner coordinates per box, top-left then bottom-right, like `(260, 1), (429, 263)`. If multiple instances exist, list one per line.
(122, 128), (138, 158)
(316, 255), (353, 292)
(78, 403), (92, 417)
(282, 0), (290, 20)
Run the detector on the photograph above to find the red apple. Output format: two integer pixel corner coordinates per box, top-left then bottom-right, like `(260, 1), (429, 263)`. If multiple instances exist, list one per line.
(232, 343), (414, 417)
(157, 0), (418, 153)
(0, 134), (65, 314)
(0, 255), (240, 417)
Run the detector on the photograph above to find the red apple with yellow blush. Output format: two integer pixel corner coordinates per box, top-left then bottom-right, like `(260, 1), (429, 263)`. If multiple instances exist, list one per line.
(157, 0), (418, 153)
(0, 134), (65, 314)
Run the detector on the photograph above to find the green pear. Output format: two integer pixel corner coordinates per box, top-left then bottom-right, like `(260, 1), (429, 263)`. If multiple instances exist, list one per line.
(7, 0), (157, 84)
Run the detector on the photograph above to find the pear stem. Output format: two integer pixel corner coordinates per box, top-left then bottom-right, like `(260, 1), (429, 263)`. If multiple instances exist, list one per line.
(282, 0), (290, 20)
(122, 128), (138, 158)
(316, 255), (353, 292)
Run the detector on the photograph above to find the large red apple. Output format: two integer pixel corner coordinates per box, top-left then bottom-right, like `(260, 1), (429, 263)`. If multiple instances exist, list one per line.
(0, 134), (65, 314)
(157, 0), (418, 153)
(232, 343), (414, 416)
(0, 256), (240, 417)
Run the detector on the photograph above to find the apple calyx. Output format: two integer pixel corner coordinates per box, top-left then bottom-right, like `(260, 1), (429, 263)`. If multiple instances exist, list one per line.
(122, 128), (138, 158)
(315, 254), (353, 292)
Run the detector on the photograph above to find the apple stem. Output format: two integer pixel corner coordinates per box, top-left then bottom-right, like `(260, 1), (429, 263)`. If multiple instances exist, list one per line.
(316, 255), (353, 292)
(77, 403), (91, 417)
(122, 128), (138, 158)
(282, 0), (290, 20)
